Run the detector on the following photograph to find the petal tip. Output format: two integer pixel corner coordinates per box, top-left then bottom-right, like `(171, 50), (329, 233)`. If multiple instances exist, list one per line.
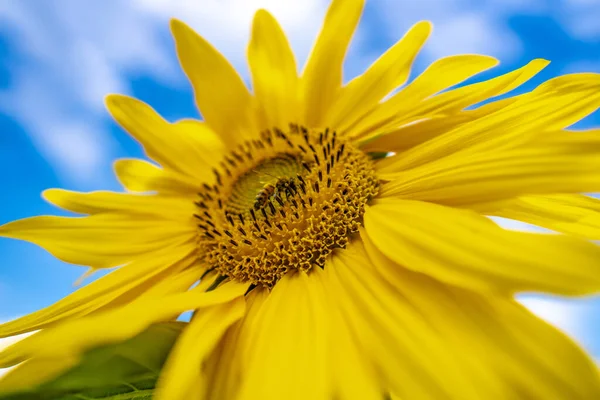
(104, 93), (130, 110)
(169, 18), (188, 35)
(0, 218), (20, 237)
(534, 58), (551, 66)
(112, 158), (129, 172)
(169, 18), (201, 47)
(253, 8), (272, 20)
(40, 188), (59, 204)
(486, 55), (501, 67)
(416, 20), (434, 34)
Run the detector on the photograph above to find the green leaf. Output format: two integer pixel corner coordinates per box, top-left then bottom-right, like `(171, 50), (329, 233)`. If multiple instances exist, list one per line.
(0, 322), (185, 400)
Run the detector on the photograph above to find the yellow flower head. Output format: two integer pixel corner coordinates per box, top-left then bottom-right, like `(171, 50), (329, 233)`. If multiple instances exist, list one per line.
(2, 0), (600, 399)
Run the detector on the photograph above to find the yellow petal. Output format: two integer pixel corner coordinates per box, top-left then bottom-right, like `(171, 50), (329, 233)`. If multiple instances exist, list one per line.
(0, 281), (248, 368)
(459, 74), (600, 155)
(172, 118), (226, 172)
(204, 289), (269, 400)
(327, 21), (431, 129)
(0, 357), (79, 395)
(106, 95), (222, 179)
(361, 97), (518, 154)
(319, 267), (381, 400)
(403, 58), (549, 120)
(380, 73), (600, 172)
(113, 158), (200, 195)
(248, 9), (299, 130)
(154, 297), (245, 400)
(488, 194), (600, 240)
(379, 130), (600, 205)
(347, 54), (498, 136)
(328, 244), (482, 399)
(43, 189), (195, 218)
(0, 243), (196, 337)
(244, 268), (381, 400)
(364, 199), (600, 295)
(137, 263), (210, 299)
(355, 236), (600, 399)
(302, 0), (364, 127)
(237, 272), (331, 400)
(170, 19), (254, 142)
(363, 59), (546, 148)
(362, 115), (472, 154)
(0, 214), (195, 268)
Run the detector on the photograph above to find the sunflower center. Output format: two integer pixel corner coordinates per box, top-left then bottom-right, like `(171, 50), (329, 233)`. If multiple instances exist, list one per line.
(226, 155), (305, 215)
(194, 125), (379, 288)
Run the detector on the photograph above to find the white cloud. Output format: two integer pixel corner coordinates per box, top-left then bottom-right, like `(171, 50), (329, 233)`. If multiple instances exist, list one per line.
(423, 11), (521, 60)
(0, 66), (116, 189)
(560, 7), (600, 41)
(369, 0), (598, 65)
(485, 0), (547, 11)
(371, 0), (527, 62)
(40, 123), (113, 184)
(0, 0), (328, 188)
(132, 0), (328, 68)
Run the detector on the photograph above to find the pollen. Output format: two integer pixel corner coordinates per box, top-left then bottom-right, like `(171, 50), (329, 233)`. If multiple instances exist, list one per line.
(194, 126), (379, 287)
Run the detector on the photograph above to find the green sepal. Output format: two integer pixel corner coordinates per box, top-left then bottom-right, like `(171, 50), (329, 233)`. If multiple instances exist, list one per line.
(368, 151), (390, 160)
(0, 322), (185, 400)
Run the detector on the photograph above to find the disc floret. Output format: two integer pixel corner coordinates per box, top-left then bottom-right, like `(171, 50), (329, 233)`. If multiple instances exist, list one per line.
(194, 126), (379, 287)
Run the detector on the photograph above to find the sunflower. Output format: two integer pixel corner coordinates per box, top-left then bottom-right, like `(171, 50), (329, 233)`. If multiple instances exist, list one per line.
(2, 0), (600, 398)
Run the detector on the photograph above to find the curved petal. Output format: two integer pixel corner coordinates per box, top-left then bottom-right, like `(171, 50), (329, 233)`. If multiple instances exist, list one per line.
(486, 194), (600, 240)
(173, 119), (226, 173)
(0, 243), (197, 337)
(0, 281), (246, 369)
(170, 19), (255, 142)
(379, 130), (600, 205)
(364, 115), (472, 154)
(378, 74), (600, 172)
(361, 59), (547, 147)
(0, 356), (80, 396)
(213, 274), (380, 400)
(0, 213), (195, 268)
(349, 237), (600, 399)
(364, 199), (600, 295)
(236, 272), (331, 400)
(401, 59), (549, 121)
(361, 97), (518, 153)
(154, 297), (245, 400)
(327, 245), (482, 399)
(316, 267), (385, 400)
(346, 54), (499, 136)
(302, 0), (364, 127)
(327, 21), (431, 129)
(203, 289), (269, 400)
(0, 281), (247, 376)
(113, 159), (200, 195)
(248, 9), (299, 130)
(0, 267), (209, 393)
(106, 95), (223, 180)
(43, 189), (196, 218)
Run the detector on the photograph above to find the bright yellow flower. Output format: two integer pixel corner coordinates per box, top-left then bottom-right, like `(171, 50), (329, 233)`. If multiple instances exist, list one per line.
(2, 1), (600, 398)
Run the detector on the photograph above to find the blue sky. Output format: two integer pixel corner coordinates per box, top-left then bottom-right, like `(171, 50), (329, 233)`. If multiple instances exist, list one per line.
(0, 0), (599, 359)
